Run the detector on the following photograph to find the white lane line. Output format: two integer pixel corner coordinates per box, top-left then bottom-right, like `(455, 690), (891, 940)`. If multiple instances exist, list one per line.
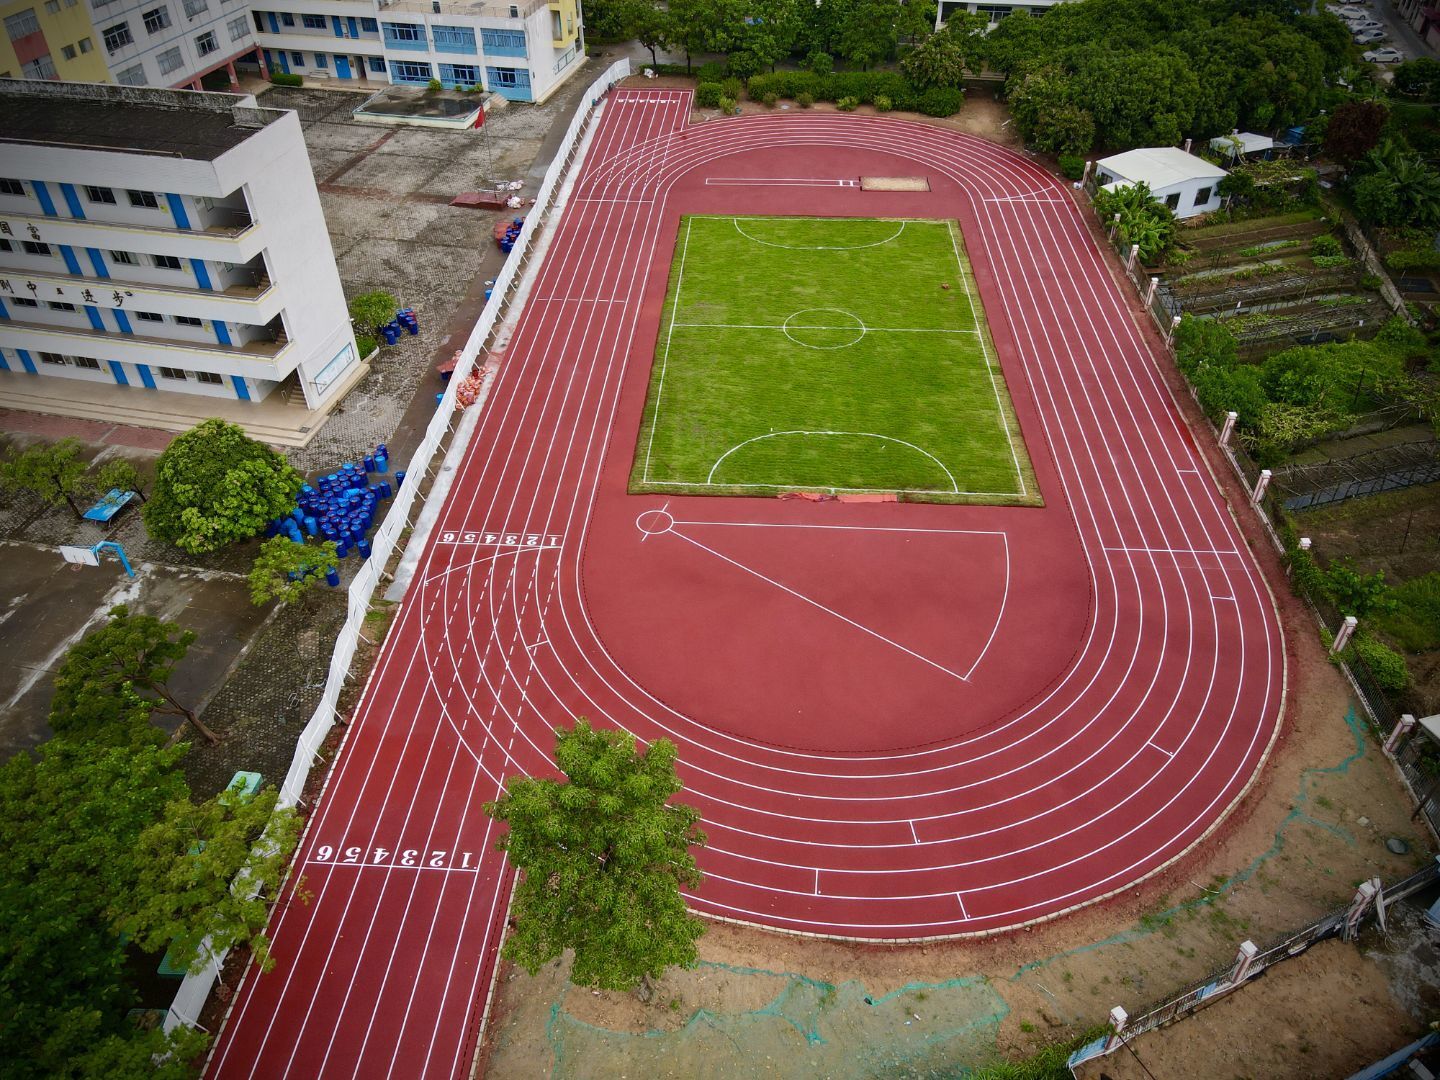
(673, 321), (979, 334)
(304, 861), (480, 875)
(1146, 741), (1175, 759)
(1103, 546), (1239, 556)
(705, 177), (859, 187)
(909, 820), (919, 844)
(956, 893), (970, 919)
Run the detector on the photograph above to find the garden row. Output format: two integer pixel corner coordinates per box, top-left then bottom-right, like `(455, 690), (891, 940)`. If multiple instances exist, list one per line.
(670, 63), (965, 118)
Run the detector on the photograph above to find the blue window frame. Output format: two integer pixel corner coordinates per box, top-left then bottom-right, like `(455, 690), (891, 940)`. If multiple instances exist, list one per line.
(480, 27), (525, 56)
(359, 16), (377, 31)
(301, 13), (325, 28)
(366, 55), (385, 73)
(290, 50), (302, 65)
(439, 62), (478, 86)
(390, 59), (432, 83)
(280, 11), (293, 25)
(431, 24), (476, 53)
(314, 51), (326, 66)
(381, 21), (426, 49)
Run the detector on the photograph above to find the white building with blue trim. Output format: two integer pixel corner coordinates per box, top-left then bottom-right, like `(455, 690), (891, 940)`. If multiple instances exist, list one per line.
(248, 0), (583, 102)
(0, 78), (358, 408)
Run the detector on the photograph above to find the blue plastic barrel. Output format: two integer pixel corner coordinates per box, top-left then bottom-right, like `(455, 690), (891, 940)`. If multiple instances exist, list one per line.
(375, 453), (388, 473)
(303, 516), (317, 536)
(378, 482), (392, 499)
(357, 538), (371, 558)
(364, 454), (375, 473)
(325, 567), (341, 587)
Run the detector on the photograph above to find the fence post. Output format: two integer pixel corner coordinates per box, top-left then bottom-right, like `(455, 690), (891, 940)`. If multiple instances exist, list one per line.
(1127, 243), (1140, 271)
(1109, 212), (1121, 241)
(1298, 537), (1311, 553)
(1103, 1006), (1129, 1052)
(1384, 713), (1416, 754)
(1219, 410), (1238, 446)
(1145, 275), (1159, 306)
(1250, 468), (1271, 504)
(1229, 940), (1259, 984)
(1331, 614), (1359, 655)
(1343, 880), (1377, 940)
(1165, 314), (1181, 347)
(1079, 159), (1093, 189)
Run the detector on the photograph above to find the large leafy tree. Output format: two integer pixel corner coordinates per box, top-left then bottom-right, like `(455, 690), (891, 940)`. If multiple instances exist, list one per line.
(835, 0), (900, 70)
(117, 784), (304, 978)
(49, 603), (220, 744)
(486, 720), (706, 996)
(144, 418), (303, 555)
(1324, 100), (1388, 163)
(1093, 181), (1176, 262)
(665, 0), (744, 71)
(735, 0), (801, 75)
(0, 736), (188, 1078)
(1353, 141), (1440, 230)
(0, 437), (92, 518)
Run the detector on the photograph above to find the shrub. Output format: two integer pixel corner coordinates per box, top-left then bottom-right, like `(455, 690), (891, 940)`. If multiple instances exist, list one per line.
(348, 290), (399, 334)
(1348, 635), (1410, 691)
(762, 91), (778, 108)
(1311, 234), (1342, 257)
(720, 76), (743, 102)
(269, 72), (303, 87)
(427, 79), (442, 93)
(1385, 247), (1440, 272)
(874, 95), (892, 112)
(797, 91), (814, 109)
(695, 82), (724, 109)
(917, 86), (963, 118)
(1058, 153), (1086, 181)
(808, 51), (833, 76)
(696, 61), (727, 83)
(717, 95), (736, 115)
(726, 51), (761, 81)
(1312, 254), (1352, 269)
(836, 96), (859, 112)
(356, 333), (378, 357)
(1374, 572), (1440, 652)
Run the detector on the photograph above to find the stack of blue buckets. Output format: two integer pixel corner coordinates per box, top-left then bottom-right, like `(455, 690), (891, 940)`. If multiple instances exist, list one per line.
(268, 444), (406, 587)
(380, 308), (420, 346)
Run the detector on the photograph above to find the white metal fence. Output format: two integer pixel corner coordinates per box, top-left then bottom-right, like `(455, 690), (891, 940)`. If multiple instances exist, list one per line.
(165, 56), (632, 1036)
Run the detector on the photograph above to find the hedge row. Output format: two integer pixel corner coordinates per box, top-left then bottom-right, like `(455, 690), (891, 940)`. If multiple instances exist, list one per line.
(746, 71), (962, 117)
(269, 72), (303, 87)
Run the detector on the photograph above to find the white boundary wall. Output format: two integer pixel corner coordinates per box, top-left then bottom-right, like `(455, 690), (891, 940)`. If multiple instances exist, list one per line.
(164, 57), (632, 1035)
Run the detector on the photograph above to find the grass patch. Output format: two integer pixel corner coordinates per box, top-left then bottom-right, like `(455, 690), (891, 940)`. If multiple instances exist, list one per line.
(629, 215), (1039, 505)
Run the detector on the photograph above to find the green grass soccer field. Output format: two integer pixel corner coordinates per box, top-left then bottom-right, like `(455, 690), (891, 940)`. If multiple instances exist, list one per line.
(629, 215), (1040, 505)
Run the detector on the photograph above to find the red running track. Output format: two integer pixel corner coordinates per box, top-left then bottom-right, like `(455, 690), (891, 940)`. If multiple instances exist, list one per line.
(209, 90), (1285, 1078)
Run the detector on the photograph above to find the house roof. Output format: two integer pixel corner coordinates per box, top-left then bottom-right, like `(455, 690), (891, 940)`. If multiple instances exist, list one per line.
(1209, 132), (1275, 157)
(1095, 147), (1227, 190)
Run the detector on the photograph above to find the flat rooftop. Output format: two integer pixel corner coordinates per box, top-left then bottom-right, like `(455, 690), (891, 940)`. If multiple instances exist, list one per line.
(0, 79), (286, 161)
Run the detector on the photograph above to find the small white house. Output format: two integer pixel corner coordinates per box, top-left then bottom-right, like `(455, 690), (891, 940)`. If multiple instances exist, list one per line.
(1209, 131), (1276, 162)
(1093, 147), (1229, 219)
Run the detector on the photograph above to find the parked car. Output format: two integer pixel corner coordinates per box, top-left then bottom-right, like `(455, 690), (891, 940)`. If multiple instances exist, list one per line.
(1363, 46), (1405, 63)
(1354, 28), (1388, 43)
(1327, 2), (1366, 13)
(1347, 17), (1384, 30)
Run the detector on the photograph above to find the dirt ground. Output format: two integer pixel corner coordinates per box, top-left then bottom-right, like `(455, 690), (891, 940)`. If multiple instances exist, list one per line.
(476, 99), (1438, 1080)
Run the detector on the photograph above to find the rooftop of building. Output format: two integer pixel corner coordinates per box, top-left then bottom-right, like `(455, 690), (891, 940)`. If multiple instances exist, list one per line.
(0, 80), (288, 161)
(1095, 146), (1228, 189)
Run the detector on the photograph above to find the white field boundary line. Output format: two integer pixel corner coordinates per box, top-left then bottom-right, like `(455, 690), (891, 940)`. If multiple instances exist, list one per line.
(169, 57), (632, 1044)
(640, 215), (693, 483)
(705, 176), (860, 187)
(946, 219), (1028, 499)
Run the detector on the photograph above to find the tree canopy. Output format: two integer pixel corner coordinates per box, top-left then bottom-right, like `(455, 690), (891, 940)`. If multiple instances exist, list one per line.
(0, 437), (92, 518)
(249, 536), (340, 606)
(143, 418), (303, 555)
(0, 736), (189, 1078)
(986, 0), (1347, 153)
(49, 604), (219, 744)
(485, 720), (706, 994)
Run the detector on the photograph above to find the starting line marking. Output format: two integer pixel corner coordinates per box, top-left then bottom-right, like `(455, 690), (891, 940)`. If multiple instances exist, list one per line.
(1104, 546), (1239, 557)
(436, 531), (562, 548)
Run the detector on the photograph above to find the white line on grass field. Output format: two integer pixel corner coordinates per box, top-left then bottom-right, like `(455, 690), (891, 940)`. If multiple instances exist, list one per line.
(641, 216), (693, 484)
(946, 219), (1028, 500)
(673, 321), (979, 334)
(732, 216), (906, 250)
(706, 430), (960, 493)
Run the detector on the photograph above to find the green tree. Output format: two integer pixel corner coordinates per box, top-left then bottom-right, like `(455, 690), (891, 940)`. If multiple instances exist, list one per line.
(1352, 141), (1440, 230)
(49, 604), (220, 744)
(1007, 68), (1094, 154)
(93, 456), (149, 502)
(736, 0), (801, 74)
(0, 736), (188, 1078)
(901, 30), (967, 89)
(74, 1024), (211, 1080)
(0, 437), (92, 518)
(249, 536), (340, 606)
(1093, 181), (1176, 262)
(896, 0), (937, 45)
(347, 290), (398, 335)
(835, 0), (899, 70)
(632, 0), (669, 65)
(666, 0), (743, 71)
(144, 418), (303, 555)
(485, 720), (706, 997)
(117, 784), (304, 978)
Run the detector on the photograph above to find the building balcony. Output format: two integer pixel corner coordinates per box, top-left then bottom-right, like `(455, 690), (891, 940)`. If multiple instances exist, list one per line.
(0, 316), (293, 375)
(1, 211), (263, 263)
(380, 0), (543, 20)
(1, 267), (277, 322)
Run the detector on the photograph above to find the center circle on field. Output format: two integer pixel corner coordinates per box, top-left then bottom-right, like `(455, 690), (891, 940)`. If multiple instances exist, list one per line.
(782, 308), (867, 350)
